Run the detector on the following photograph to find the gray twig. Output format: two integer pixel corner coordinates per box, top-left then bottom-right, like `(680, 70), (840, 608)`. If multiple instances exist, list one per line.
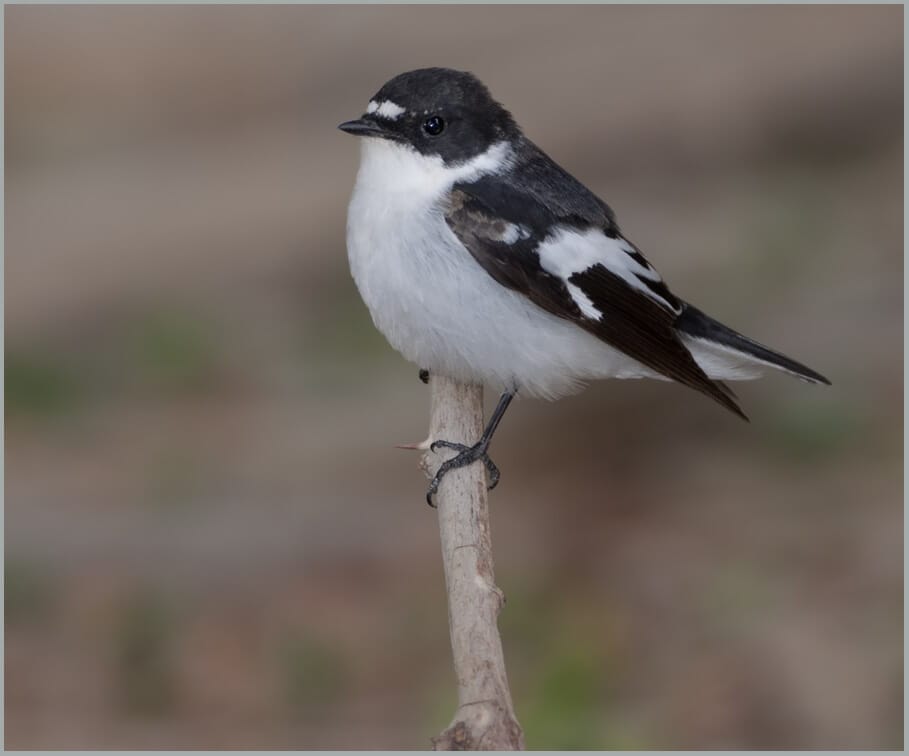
(420, 375), (524, 750)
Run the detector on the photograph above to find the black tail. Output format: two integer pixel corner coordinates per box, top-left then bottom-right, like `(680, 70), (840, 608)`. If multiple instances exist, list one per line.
(676, 304), (831, 386)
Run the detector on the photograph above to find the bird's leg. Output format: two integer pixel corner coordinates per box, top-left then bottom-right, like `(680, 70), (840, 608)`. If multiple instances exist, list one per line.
(426, 390), (514, 507)
(419, 368), (430, 384)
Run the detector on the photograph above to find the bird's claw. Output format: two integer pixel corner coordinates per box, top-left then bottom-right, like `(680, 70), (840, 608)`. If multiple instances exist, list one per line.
(429, 439), (468, 454)
(425, 439), (500, 507)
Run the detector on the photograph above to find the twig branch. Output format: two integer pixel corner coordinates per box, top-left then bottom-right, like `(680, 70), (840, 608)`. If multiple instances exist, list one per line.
(420, 375), (524, 750)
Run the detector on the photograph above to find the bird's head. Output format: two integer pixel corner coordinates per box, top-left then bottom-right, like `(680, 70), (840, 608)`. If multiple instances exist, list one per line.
(339, 68), (519, 167)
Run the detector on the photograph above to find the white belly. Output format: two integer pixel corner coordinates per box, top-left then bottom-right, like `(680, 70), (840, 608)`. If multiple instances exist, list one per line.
(345, 139), (656, 399)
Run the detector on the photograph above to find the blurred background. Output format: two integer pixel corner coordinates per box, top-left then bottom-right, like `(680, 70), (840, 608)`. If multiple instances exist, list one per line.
(5, 4), (903, 750)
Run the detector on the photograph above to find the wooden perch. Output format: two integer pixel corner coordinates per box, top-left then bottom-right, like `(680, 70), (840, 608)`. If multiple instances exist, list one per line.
(420, 375), (525, 750)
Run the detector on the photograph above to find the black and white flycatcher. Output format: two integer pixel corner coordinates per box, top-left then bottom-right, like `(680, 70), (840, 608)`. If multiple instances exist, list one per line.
(339, 68), (829, 505)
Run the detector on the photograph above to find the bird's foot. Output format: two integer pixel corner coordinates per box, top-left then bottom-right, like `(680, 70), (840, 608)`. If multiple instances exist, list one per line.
(425, 439), (500, 507)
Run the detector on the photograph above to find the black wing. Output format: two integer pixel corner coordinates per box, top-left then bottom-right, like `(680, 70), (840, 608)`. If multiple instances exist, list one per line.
(444, 166), (747, 420)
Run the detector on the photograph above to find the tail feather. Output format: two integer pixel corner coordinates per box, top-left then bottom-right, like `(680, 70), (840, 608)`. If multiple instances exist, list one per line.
(676, 304), (831, 386)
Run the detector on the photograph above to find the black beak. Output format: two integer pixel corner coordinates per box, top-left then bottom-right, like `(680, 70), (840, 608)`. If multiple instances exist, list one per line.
(338, 118), (394, 138)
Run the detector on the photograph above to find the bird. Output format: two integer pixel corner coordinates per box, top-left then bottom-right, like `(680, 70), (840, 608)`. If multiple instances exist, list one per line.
(338, 67), (830, 505)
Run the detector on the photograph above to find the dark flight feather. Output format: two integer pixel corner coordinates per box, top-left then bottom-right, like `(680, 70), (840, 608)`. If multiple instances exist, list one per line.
(444, 171), (749, 420)
(676, 304), (831, 385)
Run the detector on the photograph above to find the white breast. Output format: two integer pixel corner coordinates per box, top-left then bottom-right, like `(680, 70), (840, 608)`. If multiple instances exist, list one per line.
(345, 138), (658, 399)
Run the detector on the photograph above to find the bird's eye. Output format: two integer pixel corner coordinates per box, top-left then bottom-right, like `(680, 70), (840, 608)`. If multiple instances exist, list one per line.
(422, 115), (445, 136)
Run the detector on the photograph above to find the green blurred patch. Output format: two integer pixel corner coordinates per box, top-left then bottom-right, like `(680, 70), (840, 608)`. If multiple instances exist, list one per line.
(760, 398), (861, 463)
(5, 351), (82, 417)
(425, 685), (459, 740)
(521, 641), (604, 748)
(127, 310), (222, 394)
(743, 173), (831, 290)
(7, 307), (227, 421)
(113, 590), (178, 716)
(277, 631), (349, 718)
(520, 627), (652, 749)
(296, 284), (401, 393)
(144, 449), (205, 512)
(500, 581), (649, 749)
(5, 560), (55, 624)
(702, 563), (773, 632)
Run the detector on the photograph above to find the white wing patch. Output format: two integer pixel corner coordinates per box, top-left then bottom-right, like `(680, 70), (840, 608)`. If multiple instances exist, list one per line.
(500, 223), (531, 245)
(567, 283), (601, 319)
(366, 100), (406, 120)
(536, 227), (679, 313)
(616, 237), (660, 280)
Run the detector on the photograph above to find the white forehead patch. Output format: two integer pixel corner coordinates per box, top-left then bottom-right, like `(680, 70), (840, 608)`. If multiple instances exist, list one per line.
(366, 100), (406, 120)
